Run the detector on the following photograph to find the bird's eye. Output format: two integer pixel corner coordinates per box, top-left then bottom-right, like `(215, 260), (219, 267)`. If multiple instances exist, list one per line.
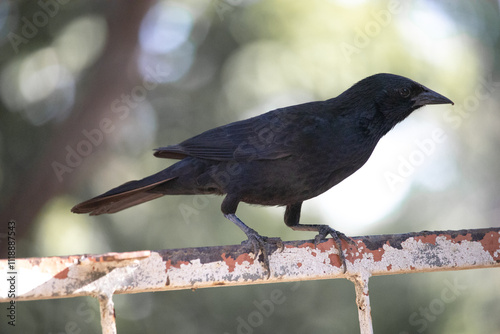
(400, 87), (411, 98)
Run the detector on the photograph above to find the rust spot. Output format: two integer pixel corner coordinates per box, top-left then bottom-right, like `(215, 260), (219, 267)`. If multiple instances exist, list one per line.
(165, 260), (171, 271)
(221, 252), (254, 272)
(414, 234), (438, 245)
(479, 231), (500, 260)
(371, 247), (385, 262)
(345, 239), (385, 263)
(82, 251), (151, 263)
(328, 253), (341, 267)
(287, 239), (338, 252)
(311, 251), (317, 257)
(54, 267), (69, 279)
(297, 262), (302, 268)
(347, 243), (364, 262)
(386, 264), (392, 271)
(165, 259), (190, 271)
(166, 276), (170, 286)
(446, 233), (472, 243)
(456, 234), (473, 242)
(316, 239), (335, 252)
(213, 281), (225, 286)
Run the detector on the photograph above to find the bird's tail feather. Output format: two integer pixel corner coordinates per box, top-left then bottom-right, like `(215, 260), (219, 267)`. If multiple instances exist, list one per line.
(71, 170), (176, 216)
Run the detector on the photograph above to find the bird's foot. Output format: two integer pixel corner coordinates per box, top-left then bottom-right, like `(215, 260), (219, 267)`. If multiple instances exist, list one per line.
(224, 213), (283, 277)
(241, 231), (283, 277)
(313, 226), (355, 273)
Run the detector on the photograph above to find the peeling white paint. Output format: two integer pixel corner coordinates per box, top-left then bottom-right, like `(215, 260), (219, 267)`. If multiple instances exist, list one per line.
(1, 229), (499, 334)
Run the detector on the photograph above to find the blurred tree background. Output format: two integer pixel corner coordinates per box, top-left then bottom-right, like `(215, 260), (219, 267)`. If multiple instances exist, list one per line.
(0, 0), (499, 333)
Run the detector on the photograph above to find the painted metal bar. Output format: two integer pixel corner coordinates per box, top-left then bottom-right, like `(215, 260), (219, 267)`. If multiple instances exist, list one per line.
(1, 228), (499, 333)
(349, 273), (373, 334)
(99, 293), (117, 334)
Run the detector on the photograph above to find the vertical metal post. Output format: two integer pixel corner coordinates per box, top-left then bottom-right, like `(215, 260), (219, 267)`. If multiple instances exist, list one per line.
(98, 293), (117, 334)
(349, 272), (373, 334)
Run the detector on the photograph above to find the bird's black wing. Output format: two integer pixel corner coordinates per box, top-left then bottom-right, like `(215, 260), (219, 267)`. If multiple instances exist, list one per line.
(154, 101), (325, 161)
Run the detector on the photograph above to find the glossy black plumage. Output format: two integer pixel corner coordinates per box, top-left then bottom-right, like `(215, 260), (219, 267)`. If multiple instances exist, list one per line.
(72, 73), (453, 273)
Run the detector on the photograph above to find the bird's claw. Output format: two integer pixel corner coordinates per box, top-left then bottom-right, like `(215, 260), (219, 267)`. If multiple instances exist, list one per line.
(242, 233), (283, 277)
(313, 226), (355, 273)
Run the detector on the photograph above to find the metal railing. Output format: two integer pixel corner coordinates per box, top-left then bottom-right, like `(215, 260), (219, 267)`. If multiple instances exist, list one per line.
(1, 227), (499, 334)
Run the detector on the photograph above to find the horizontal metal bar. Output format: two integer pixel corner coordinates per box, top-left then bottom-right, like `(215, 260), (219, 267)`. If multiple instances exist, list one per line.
(1, 227), (499, 302)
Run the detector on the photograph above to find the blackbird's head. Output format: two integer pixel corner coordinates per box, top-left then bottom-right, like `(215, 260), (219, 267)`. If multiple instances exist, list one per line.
(350, 73), (454, 126)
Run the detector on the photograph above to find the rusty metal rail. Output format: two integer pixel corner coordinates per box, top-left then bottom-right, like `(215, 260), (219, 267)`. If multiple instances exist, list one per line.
(1, 227), (499, 334)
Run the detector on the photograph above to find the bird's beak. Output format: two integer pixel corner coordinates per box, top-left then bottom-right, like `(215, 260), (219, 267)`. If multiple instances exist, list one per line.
(413, 87), (454, 107)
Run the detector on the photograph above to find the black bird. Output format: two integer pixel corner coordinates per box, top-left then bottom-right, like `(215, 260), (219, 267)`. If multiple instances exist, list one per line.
(72, 73), (453, 273)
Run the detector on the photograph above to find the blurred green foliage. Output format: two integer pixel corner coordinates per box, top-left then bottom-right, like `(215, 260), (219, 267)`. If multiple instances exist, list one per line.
(0, 0), (499, 333)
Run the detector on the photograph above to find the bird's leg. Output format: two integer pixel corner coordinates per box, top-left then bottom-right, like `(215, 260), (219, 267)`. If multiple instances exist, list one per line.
(285, 203), (355, 273)
(224, 214), (283, 275)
